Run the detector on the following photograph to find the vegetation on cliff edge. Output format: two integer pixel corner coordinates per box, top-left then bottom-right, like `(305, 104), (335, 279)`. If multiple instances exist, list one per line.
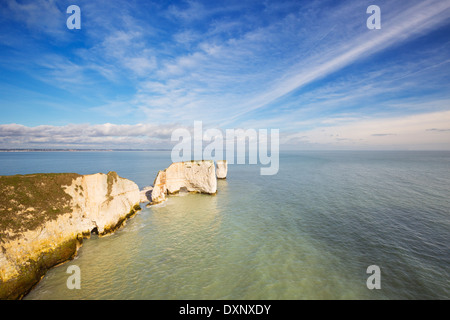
(0, 173), (81, 240)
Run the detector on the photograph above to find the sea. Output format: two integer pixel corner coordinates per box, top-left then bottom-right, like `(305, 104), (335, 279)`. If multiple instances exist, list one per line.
(0, 151), (448, 299)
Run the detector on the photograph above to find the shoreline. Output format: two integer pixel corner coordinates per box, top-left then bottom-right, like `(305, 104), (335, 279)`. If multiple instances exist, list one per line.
(21, 207), (141, 300)
(0, 172), (141, 300)
(1, 160), (224, 299)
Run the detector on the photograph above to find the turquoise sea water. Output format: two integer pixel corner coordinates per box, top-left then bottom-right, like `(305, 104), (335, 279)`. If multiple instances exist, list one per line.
(0, 151), (448, 299)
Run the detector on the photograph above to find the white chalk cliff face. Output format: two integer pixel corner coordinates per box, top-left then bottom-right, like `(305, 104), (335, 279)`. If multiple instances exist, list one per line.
(216, 160), (227, 179)
(0, 172), (140, 300)
(151, 160), (217, 204)
(64, 172), (140, 235)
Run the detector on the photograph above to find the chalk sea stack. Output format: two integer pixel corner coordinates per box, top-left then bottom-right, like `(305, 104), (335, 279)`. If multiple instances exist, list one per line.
(150, 160), (218, 204)
(0, 172), (140, 300)
(140, 186), (153, 203)
(216, 160), (227, 179)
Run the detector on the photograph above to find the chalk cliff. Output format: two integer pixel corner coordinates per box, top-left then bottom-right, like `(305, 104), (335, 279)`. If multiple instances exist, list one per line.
(151, 160), (217, 204)
(0, 172), (140, 300)
(216, 160), (227, 179)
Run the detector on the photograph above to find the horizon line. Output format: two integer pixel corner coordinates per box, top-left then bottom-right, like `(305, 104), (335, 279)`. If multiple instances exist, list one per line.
(1, 148), (449, 152)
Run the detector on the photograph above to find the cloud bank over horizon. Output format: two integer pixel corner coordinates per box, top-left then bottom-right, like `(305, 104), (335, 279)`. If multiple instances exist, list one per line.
(0, 0), (449, 149)
(1, 109), (450, 150)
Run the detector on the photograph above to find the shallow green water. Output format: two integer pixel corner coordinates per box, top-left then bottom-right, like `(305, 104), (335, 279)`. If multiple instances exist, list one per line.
(1, 151), (448, 299)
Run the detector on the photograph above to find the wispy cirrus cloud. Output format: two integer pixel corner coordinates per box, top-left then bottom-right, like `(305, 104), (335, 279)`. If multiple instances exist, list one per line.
(108, 0), (450, 128)
(220, 0), (450, 125)
(1, 0), (67, 39)
(1, 0), (450, 149)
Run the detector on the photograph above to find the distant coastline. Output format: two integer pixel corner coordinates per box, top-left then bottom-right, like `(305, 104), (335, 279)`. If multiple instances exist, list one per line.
(0, 149), (171, 152)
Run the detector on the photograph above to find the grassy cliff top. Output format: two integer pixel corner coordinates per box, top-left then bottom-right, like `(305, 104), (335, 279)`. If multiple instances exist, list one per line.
(0, 173), (81, 241)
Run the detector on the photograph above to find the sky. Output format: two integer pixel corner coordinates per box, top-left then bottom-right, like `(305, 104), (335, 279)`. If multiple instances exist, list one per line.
(0, 0), (449, 150)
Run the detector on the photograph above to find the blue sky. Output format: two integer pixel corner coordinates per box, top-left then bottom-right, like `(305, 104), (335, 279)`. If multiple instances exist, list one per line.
(0, 0), (449, 149)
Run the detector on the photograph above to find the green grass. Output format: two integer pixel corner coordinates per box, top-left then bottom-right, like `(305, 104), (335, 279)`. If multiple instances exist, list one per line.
(106, 171), (118, 202)
(0, 171), (141, 299)
(0, 173), (81, 240)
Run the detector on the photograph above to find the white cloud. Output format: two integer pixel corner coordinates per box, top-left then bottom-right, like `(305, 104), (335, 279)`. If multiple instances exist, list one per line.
(0, 123), (183, 148)
(166, 0), (208, 22)
(1, 0), (450, 151)
(282, 110), (450, 150)
(222, 0), (450, 125)
(4, 0), (66, 39)
(2, 108), (449, 150)
(114, 0), (450, 128)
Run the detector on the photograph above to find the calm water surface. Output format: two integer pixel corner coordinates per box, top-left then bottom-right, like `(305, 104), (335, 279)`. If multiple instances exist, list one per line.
(0, 151), (448, 299)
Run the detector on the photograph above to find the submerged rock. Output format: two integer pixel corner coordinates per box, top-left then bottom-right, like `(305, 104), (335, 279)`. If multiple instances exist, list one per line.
(0, 172), (140, 300)
(216, 160), (227, 179)
(151, 160), (217, 204)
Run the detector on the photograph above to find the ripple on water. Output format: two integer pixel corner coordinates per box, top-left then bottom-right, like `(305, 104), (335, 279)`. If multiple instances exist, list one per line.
(22, 151), (450, 299)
